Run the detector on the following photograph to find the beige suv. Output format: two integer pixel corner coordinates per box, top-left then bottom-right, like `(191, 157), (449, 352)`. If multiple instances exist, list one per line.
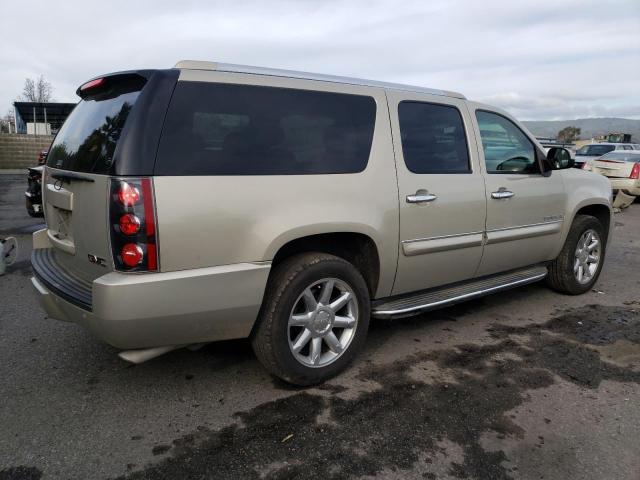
(31, 60), (613, 385)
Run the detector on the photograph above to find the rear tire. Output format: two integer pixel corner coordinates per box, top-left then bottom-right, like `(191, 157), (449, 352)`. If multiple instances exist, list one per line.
(251, 252), (370, 386)
(546, 215), (605, 295)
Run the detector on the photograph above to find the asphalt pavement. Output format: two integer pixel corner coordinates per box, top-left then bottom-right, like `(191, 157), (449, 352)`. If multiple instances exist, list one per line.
(0, 173), (639, 480)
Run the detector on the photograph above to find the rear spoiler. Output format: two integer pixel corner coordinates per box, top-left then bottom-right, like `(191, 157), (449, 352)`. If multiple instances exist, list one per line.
(76, 70), (155, 99)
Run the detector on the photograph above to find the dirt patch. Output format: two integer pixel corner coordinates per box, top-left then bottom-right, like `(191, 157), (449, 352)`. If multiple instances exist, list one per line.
(0, 466), (42, 480)
(114, 305), (640, 480)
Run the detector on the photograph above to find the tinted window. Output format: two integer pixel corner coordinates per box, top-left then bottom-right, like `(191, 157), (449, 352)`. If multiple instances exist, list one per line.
(155, 82), (376, 175)
(398, 102), (470, 173)
(47, 80), (143, 173)
(576, 144), (616, 156)
(476, 111), (538, 174)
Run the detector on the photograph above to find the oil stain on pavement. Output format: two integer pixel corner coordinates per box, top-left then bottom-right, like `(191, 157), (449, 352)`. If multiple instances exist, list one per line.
(82, 304), (640, 480)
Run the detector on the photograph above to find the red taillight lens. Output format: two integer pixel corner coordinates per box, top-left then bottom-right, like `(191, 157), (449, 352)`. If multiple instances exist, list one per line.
(80, 78), (105, 92)
(118, 182), (140, 206)
(119, 213), (141, 235)
(110, 178), (158, 272)
(121, 243), (143, 267)
(631, 163), (640, 179)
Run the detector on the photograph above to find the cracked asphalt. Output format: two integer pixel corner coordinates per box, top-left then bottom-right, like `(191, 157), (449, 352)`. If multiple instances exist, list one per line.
(0, 173), (639, 480)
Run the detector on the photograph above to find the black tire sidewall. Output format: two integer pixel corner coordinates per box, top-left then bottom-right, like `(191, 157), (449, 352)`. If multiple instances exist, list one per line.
(268, 256), (370, 385)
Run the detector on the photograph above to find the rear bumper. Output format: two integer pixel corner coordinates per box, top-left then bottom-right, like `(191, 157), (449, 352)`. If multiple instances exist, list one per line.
(31, 254), (270, 349)
(609, 178), (640, 196)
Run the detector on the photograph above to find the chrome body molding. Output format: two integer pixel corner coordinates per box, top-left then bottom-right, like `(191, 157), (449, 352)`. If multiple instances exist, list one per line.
(402, 231), (484, 256)
(401, 220), (563, 257)
(484, 220), (563, 245)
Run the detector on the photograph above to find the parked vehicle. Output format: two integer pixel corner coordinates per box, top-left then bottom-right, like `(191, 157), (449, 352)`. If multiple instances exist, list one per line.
(585, 150), (640, 196)
(24, 149), (48, 217)
(31, 61), (613, 385)
(25, 165), (45, 217)
(575, 142), (637, 168)
(37, 150), (48, 165)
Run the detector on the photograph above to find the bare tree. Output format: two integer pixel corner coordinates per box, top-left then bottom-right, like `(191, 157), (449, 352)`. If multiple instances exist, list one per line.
(21, 75), (53, 102)
(0, 109), (16, 133)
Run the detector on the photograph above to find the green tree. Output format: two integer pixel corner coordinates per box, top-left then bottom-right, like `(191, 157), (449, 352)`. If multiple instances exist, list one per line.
(557, 126), (581, 143)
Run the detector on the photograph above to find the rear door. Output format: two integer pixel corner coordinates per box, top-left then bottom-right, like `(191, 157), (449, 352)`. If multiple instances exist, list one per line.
(42, 72), (168, 282)
(469, 106), (566, 276)
(387, 91), (486, 295)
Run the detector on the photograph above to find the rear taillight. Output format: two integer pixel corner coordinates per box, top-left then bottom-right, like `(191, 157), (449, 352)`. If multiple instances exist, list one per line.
(631, 163), (640, 179)
(110, 178), (158, 272)
(582, 162), (591, 170)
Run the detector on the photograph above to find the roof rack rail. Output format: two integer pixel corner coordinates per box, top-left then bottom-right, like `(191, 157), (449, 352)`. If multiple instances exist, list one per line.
(174, 60), (466, 99)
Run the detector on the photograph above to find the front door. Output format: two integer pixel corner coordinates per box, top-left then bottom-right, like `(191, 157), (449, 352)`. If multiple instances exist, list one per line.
(470, 108), (566, 276)
(388, 92), (487, 296)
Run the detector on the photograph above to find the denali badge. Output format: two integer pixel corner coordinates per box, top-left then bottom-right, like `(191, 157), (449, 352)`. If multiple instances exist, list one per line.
(88, 254), (107, 267)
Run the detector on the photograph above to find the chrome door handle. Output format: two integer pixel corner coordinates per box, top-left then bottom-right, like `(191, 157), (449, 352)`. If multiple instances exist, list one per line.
(406, 191), (437, 203)
(491, 189), (515, 199)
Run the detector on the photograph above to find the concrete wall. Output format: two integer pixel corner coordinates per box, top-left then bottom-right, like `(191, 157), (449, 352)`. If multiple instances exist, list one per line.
(0, 134), (54, 169)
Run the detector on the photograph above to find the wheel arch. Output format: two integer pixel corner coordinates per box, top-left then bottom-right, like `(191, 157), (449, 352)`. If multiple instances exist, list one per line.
(267, 229), (383, 299)
(562, 200), (613, 252)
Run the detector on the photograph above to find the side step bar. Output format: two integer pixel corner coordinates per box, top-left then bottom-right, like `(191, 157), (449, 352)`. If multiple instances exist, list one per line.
(372, 265), (548, 319)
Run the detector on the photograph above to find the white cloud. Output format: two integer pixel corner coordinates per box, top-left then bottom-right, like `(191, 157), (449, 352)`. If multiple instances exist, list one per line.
(1, 0), (638, 120)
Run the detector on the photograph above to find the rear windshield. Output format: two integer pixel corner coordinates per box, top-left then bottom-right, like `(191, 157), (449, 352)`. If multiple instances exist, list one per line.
(47, 78), (143, 173)
(576, 144), (615, 156)
(599, 152), (640, 162)
(155, 82), (376, 175)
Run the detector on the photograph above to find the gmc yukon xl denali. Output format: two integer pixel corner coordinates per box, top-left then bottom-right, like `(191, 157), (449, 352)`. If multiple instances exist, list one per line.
(31, 60), (613, 385)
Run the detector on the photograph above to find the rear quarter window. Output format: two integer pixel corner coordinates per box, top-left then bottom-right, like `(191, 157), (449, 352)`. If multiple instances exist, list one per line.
(155, 82), (377, 175)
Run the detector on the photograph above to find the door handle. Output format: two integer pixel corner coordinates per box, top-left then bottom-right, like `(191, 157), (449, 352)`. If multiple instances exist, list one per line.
(491, 188), (515, 199)
(406, 190), (437, 203)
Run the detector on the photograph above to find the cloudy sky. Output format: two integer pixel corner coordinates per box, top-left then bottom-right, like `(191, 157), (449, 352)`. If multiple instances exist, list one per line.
(2, 0), (639, 120)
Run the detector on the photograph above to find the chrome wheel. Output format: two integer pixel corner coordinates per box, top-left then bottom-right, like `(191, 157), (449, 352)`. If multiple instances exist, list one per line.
(573, 229), (601, 284)
(288, 278), (359, 368)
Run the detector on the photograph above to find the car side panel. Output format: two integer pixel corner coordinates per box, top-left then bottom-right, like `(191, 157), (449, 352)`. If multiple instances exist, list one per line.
(154, 70), (399, 299)
(555, 168), (614, 254)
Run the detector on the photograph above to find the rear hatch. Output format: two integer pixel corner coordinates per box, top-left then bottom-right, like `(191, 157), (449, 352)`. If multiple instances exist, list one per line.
(40, 69), (177, 285)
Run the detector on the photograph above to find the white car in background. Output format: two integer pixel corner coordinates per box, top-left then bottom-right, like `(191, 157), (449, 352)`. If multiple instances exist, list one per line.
(575, 143), (638, 168)
(585, 150), (640, 196)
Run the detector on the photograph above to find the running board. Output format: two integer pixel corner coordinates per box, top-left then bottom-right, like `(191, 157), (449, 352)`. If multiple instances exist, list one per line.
(372, 265), (548, 319)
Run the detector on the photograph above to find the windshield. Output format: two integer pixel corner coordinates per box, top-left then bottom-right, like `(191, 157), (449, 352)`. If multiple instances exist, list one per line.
(576, 144), (615, 157)
(47, 84), (142, 173)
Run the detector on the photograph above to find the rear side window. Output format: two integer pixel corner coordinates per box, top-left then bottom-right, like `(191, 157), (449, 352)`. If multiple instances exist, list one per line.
(155, 82), (377, 175)
(398, 102), (470, 173)
(47, 76), (144, 173)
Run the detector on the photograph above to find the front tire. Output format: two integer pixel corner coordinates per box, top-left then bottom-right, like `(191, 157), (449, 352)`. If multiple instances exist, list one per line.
(251, 252), (370, 386)
(546, 214), (606, 295)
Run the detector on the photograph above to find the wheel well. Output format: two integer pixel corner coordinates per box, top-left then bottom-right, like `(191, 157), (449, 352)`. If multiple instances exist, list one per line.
(574, 204), (611, 240)
(271, 233), (380, 296)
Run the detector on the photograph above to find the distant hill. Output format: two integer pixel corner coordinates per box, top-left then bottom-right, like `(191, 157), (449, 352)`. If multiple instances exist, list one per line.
(522, 118), (640, 142)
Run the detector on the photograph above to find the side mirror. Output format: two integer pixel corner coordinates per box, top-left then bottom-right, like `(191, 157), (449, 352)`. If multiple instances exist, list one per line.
(546, 147), (574, 170)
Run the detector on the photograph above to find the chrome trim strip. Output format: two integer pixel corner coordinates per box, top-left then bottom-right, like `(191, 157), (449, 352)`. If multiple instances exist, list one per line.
(485, 219), (563, 233)
(402, 232), (484, 256)
(485, 220), (563, 245)
(372, 272), (547, 317)
(402, 230), (484, 244)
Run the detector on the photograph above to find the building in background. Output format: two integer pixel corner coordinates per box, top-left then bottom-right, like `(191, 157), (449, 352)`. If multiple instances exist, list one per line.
(13, 102), (76, 135)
